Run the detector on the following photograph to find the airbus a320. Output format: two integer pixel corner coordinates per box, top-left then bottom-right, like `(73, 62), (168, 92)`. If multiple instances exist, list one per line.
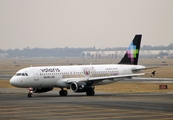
(10, 34), (154, 97)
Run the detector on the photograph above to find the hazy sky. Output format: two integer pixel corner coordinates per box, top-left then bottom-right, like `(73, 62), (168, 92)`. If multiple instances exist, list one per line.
(0, 0), (173, 50)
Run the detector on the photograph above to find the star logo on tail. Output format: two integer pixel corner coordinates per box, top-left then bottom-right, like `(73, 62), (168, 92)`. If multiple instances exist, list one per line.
(127, 42), (139, 62)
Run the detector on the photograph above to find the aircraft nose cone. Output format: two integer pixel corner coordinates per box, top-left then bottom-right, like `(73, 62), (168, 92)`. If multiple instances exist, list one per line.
(10, 77), (18, 86)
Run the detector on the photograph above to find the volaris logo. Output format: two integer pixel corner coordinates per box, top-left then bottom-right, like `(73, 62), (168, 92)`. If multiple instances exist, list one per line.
(127, 42), (139, 62)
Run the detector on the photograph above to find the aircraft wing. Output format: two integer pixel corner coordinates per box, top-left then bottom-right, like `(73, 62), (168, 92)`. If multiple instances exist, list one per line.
(66, 73), (145, 84)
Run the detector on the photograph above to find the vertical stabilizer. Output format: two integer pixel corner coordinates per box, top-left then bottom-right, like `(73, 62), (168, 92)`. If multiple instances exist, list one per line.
(118, 34), (142, 65)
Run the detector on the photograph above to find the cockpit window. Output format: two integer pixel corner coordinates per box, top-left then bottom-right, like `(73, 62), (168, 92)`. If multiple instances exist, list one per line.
(16, 73), (21, 76)
(16, 73), (28, 76)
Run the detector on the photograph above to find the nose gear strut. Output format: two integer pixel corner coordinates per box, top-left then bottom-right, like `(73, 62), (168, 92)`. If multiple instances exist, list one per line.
(28, 87), (33, 98)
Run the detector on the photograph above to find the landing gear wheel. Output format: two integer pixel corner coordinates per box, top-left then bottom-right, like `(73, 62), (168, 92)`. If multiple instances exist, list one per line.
(63, 90), (68, 96)
(59, 90), (68, 96)
(59, 90), (63, 96)
(28, 87), (33, 98)
(28, 93), (32, 98)
(86, 90), (95, 96)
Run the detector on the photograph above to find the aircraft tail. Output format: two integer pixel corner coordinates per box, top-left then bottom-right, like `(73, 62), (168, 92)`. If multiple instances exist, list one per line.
(118, 34), (142, 65)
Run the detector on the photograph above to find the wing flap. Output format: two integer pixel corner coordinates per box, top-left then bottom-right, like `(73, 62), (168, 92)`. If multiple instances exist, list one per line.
(88, 73), (145, 81)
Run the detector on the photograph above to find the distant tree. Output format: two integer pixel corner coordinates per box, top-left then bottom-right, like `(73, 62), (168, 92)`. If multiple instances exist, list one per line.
(3, 43), (173, 58)
(167, 43), (173, 50)
(0, 49), (5, 53)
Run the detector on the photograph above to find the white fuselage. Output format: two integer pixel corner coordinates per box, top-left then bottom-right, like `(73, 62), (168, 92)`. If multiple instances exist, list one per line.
(10, 64), (145, 88)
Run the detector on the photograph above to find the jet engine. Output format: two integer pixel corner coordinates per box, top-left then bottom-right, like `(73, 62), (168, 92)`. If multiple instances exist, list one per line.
(70, 82), (94, 92)
(32, 87), (53, 93)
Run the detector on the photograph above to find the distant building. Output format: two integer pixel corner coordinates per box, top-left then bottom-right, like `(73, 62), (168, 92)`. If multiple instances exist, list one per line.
(81, 50), (173, 59)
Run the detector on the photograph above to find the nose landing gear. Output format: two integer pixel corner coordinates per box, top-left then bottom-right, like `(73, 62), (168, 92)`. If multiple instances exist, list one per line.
(28, 87), (33, 98)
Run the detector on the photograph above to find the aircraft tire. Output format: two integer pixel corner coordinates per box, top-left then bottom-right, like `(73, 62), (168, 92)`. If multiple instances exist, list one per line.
(63, 90), (68, 96)
(59, 90), (63, 96)
(28, 93), (32, 98)
(59, 90), (68, 96)
(86, 90), (95, 96)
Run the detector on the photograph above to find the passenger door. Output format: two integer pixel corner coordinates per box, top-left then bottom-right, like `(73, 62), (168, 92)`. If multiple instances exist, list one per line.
(32, 69), (39, 81)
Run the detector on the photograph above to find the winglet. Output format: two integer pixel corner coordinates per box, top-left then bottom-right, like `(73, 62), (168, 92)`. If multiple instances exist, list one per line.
(118, 34), (142, 65)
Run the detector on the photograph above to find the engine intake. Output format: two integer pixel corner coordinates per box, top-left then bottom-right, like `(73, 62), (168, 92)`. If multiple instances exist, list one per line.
(32, 87), (53, 93)
(70, 82), (94, 92)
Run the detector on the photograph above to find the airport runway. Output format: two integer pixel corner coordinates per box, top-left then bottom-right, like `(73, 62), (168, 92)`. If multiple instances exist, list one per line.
(0, 90), (173, 120)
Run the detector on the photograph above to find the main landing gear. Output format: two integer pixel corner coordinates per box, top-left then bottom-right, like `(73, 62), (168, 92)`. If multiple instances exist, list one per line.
(86, 83), (95, 96)
(59, 88), (68, 96)
(86, 90), (95, 96)
(28, 87), (33, 98)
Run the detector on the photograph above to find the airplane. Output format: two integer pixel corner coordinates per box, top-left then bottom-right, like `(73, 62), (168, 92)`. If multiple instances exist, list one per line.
(10, 34), (154, 97)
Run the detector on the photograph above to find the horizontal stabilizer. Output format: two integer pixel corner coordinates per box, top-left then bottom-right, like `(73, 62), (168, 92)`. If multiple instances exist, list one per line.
(132, 66), (159, 71)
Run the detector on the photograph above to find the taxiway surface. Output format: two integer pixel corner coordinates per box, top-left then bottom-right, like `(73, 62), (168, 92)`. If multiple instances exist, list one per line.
(0, 90), (173, 120)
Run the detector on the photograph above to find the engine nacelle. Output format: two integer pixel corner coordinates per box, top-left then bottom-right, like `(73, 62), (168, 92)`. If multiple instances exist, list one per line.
(70, 82), (94, 92)
(32, 87), (53, 93)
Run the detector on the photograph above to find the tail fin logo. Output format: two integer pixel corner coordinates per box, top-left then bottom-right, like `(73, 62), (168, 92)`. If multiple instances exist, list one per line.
(118, 34), (141, 65)
(127, 42), (139, 62)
